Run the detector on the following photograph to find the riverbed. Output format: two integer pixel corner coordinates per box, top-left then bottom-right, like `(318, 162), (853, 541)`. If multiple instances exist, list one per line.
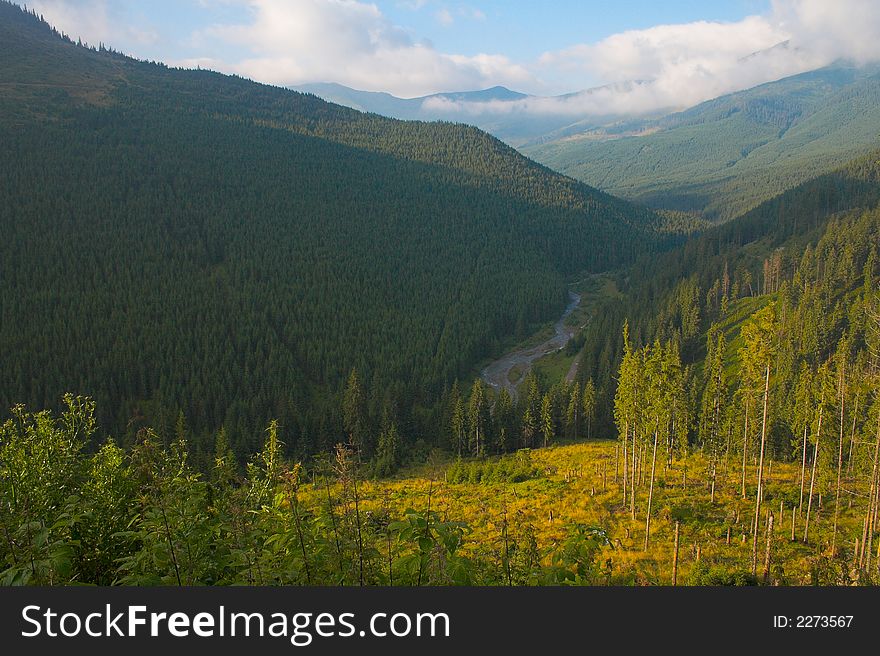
(480, 290), (581, 400)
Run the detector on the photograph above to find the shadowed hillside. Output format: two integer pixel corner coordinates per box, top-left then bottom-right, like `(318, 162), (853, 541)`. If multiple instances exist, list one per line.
(0, 3), (662, 458)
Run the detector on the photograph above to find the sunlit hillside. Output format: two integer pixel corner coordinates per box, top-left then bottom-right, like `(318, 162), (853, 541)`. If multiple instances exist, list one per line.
(345, 441), (869, 586)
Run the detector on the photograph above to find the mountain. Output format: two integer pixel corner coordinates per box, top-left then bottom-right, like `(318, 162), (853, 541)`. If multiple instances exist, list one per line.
(3, 1), (880, 591)
(293, 82), (643, 147)
(524, 63), (880, 221)
(574, 145), (880, 438)
(0, 3), (662, 457)
(291, 83), (517, 120)
(293, 83), (528, 119)
(4, 125), (879, 589)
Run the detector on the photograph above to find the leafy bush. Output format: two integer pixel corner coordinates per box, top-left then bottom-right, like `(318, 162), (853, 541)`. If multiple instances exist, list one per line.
(541, 525), (612, 585)
(445, 450), (540, 485)
(687, 562), (758, 586)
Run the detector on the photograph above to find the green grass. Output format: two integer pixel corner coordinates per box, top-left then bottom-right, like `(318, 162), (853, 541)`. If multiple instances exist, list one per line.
(533, 273), (621, 387)
(345, 439), (871, 585)
(533, 349), (576, 387)
(717, 295), (773, 378)
(507, 363), (526, 385)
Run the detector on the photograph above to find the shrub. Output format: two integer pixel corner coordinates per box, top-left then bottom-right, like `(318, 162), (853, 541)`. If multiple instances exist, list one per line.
(445, 450), (540, 484)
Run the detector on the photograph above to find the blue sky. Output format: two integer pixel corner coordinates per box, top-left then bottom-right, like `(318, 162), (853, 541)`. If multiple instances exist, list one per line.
(32, 1), (771, 67)
(380, 1), (770, 60)
(27, 1), (880, 113)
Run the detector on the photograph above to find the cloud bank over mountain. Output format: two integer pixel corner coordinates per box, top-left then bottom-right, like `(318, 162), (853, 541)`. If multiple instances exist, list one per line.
(28, 0), (880, 116)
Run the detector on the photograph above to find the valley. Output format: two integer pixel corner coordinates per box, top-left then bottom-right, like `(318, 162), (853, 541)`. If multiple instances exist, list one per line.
(1, 1), (879, 590)
(481, 290), (582, 400)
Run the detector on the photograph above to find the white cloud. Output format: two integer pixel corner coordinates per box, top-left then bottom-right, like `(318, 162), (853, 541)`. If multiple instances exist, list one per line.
(434, 8), (453, 27)
(521, 16), (820, 116)
(24, 0), (880, 115)
(429, 0), (880, 119)
(422, 80), (665, 118)
(30, 0), (160, 49)
(196, 0), (533, 97)
(542, 19), (789, 85)
(771, 0), (880, 63)
(203, 0), (880, 113)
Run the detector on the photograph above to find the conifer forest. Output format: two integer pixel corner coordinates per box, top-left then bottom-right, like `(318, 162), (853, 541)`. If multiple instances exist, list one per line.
(2, 2), (880, 587)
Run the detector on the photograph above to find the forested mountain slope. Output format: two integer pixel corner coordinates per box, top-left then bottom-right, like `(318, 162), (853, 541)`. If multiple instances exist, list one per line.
(572, 147), (880, 442)
(0, 3), (661, 459)
(3, 150), (877, 586)
(3, 2), (880, 589)
(525, 64), (880, 222)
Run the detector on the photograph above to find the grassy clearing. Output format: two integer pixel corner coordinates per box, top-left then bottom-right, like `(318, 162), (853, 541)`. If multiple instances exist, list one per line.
(507, 363), (526, 385)
(533, 349), (575, 387)
(312, 440), (871, 585)
(533, 273), (619, 387)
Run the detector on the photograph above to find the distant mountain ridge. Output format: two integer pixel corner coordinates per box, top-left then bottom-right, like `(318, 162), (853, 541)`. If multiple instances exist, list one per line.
(300, 60), (880, 224)
(292, 82), (647, 147)
(292, 82), (527, 120)
(524, 62), (880, 221)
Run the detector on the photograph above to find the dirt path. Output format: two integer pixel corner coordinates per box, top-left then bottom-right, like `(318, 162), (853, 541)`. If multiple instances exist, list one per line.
(564, 350), (582, 383)
(480, 290), (581, 400)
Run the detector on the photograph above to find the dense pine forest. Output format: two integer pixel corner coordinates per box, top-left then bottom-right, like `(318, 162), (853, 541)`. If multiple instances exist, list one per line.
(1, 3), (880, 586)
(0, 4), (663, 461)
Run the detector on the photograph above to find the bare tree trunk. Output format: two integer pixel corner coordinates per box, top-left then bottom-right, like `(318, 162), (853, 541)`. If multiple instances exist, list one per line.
(804, 403), (824, 544)
(724, 424), (732, 476)
(847, 393), (859, 476)
(860, 515), (869, 570)
(741, 402), (750, 499)
(416, 477), (434, 586)
(615, 442), (620, 485)
(630, 430), (637, 520)
(638, 440), (644, 487)
(832, 364), (846, 558)
(799, 424), (808, 515)
(710, 458), (717, 504)
(664, 433), (672, 474)
(644, 431), (659, 551)
(863, 408), (880, 570)
(869, 476), (880, 573)
(353, 473), (365, 586)
(876, 537), (880, 577)
(752, 364), (771, 574)
(672, 521), (680, 585)
(763, 511), (774, 584)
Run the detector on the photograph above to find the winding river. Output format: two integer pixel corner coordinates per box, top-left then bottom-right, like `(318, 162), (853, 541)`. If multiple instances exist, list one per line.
(480, 290), (581, 400)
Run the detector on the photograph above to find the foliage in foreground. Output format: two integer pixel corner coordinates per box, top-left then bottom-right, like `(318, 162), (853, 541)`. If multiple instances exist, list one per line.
(2, 397), (877, 586)
(0, 399), (610, 586)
